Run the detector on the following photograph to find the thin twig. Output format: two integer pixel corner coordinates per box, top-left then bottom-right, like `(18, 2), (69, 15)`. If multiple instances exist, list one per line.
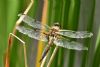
(47, 46), (59, 67)
(5, 0), (34, 67)
(23, 0), (33, 14)
(10, 33), (25, 44)
(23, 45), (28, 67)
(11, 0), (34, 66)
(9, 33), (28, 67)
(12, 0), (34, 34)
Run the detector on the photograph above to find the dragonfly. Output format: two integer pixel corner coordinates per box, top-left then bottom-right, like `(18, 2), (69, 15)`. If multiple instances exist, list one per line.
(16, 14), (93, 62)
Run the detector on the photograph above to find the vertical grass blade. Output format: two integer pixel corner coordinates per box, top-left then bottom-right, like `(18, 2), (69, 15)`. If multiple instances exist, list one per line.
(6, 0), (24, 67)
(47, 0), (64, 67)
(56, 0), (70, 67)
(81, 0), (95, 67)
(92, 27), (100, 67)
(35, 0), (48, 67)
(0, 0), (7, 67)
(6, 0), (34, 67)
(58, 0), (70, 66)
(7, 0), (20, 36)
(67, 0), (80, 67)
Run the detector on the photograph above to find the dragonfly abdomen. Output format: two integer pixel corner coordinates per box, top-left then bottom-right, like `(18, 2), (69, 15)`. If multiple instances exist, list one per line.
(39, 45), (51, 62)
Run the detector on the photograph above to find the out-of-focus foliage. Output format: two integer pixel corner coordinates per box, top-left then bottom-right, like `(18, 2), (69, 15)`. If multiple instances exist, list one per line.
(0, 0), (100, 67)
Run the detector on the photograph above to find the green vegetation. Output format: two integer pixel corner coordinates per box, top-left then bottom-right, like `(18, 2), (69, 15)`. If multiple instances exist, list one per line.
(0, 0), (99, 67)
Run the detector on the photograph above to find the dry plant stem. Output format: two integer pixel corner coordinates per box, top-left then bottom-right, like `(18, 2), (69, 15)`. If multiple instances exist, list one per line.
(40, 53), (48, 67)
(35, 0), (48, 66)
(9, 33), (25, 44)
(6, 0), (33, 67)
(47, 46), (59, 67)
(12, 0), (34, 34)
(9, 33), (28, 67)
(23, 45), (28, 67)
(23, 0), (33, 14)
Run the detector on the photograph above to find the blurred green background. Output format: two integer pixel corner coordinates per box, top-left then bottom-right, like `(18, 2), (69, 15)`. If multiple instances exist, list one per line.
(0, 0), (100, 67)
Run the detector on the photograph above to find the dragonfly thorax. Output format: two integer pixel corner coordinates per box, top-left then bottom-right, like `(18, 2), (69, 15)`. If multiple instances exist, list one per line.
(51, 23), (60, 31)
(49, 26), (60, 36)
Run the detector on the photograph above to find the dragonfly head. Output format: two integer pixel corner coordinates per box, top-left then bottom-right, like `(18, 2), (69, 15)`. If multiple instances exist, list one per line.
(54, 23), (60, 27)
(51, 23), (60, 32)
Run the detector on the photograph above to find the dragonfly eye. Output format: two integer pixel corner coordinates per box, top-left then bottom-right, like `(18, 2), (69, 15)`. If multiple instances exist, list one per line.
(54, 23), (60, 27)
(51, 26), (59, 32)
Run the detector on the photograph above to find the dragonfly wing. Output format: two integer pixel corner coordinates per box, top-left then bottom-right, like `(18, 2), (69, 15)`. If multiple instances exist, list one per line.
(19, 14), (50, 30)
(54, 38), (88, 50)
(16, 26), (48, 42)
(56, 30), (93, 38)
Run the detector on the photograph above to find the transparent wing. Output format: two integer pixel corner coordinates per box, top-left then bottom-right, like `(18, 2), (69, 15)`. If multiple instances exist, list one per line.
(56, 30), (93, 38)
(54, 38), (88, 50)
(16, 26), (48, 42)
(19, 14), (50, 30)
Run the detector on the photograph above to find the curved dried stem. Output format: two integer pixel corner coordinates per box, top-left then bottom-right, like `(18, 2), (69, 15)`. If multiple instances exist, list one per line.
(47, 46), (59, 67)
(5, 0), (34, 67)
(9, 33), (28, 67)
(23, 0), (33, 15)
(40, 53), (48, 67)
(23, 45), (28, 67)
(9, 33), (25, 44)
(13, 0), (34, 34)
